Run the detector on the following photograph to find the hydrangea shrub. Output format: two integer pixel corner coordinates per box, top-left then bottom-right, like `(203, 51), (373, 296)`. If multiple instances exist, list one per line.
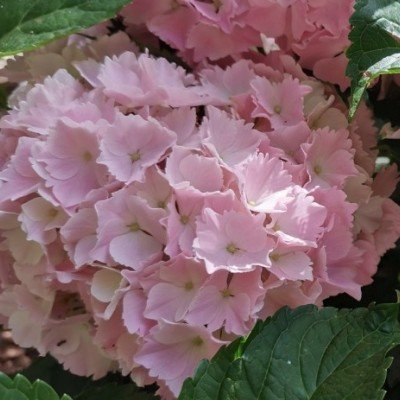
(1, 0), (400, 399)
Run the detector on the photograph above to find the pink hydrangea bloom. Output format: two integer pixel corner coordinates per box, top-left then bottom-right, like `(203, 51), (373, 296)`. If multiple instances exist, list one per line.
(0, 6), (398, 398)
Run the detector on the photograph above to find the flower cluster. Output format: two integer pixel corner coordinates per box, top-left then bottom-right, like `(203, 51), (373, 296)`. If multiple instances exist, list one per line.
(122, 0), (353, 89)
(0, 1), (399, 399)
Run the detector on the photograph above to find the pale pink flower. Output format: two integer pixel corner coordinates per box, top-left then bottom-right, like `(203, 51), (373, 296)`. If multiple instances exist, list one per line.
(194, 208), (274, 273)
(266, 121), (311, 163)
(0, 70), (84, 135)
(165, 146), (223, 192)
(77, 52), (204, 108)
(145, 255), (209, 322)
(0, 211), (43, 266)
(92, 189), (166, 269)
(163, 188), (238, 257)
(312, 187), (357, 263)
(42, 316), (113, 379)
(135, 320), (225, 396)
(199, 60), (256, 105)
(313, 53), (350, 91)
(268, 242), (313, 281)
(60, 208), (98, 267)
(164, 189), (206, 257)
(251, 75), (312, 129)
(354, 196), (384, 234)
(122, 287), (155, 336)
(239, 153), (293, 213)
(134, 166), (172, 209)
(18, 198), (68, 245)
(200, 106), (262, 167)
(91, 268), (123, 304)
(0, 137), (42, 202)
(313, 243), (368, 301)
(186, 269), (265, 335)
(98, 113), (176, 184)
(36, 119), (108, 208)
(0, 284), (53, 349)
(160, 107), (201, 148)
(268, 187), (327, 247)
(303, 127), (358, 189)
(261, 279), (323, 318)
(186, 23), (259, 62)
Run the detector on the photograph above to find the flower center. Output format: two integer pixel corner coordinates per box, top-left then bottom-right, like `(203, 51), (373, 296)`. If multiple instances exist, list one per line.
(192, 336), (204, 347)
(313, 164), (322, 175)
(270, 253), (280, 262)
(226, 243), (239, 254)
(184, 281), (194, 291)
(130, 151), (141, 162)
(128, 222), (141, 232)
(82, 151), (93, 162)
(220, 288), (232, 298)
(180, 215), (190, 225)
(274, 105), (282, 114)
(213, 0), (222, 10)
(48, 208), (58, 218)
(157, 200), (166, 209)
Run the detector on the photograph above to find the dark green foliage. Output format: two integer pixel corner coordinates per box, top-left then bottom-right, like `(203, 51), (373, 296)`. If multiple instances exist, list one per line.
(179, 304), (400, 400)
(0, 372), (73, 400)
(346, 0), (400, 118)
(19, 355), (159, 400)
(0, 0), (131, 57)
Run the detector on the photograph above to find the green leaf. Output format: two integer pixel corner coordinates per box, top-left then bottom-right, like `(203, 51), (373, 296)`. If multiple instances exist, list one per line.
(13, 374), (34, 397)
(0, 373), (14, 389)
(0, 372), (72, 400)
(0, 0), (131, 58)
(3, 389), (29, 400)
(179, 303), (400, 400)
(346, 0), (400, 119)
(33, 380), (61, 400)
